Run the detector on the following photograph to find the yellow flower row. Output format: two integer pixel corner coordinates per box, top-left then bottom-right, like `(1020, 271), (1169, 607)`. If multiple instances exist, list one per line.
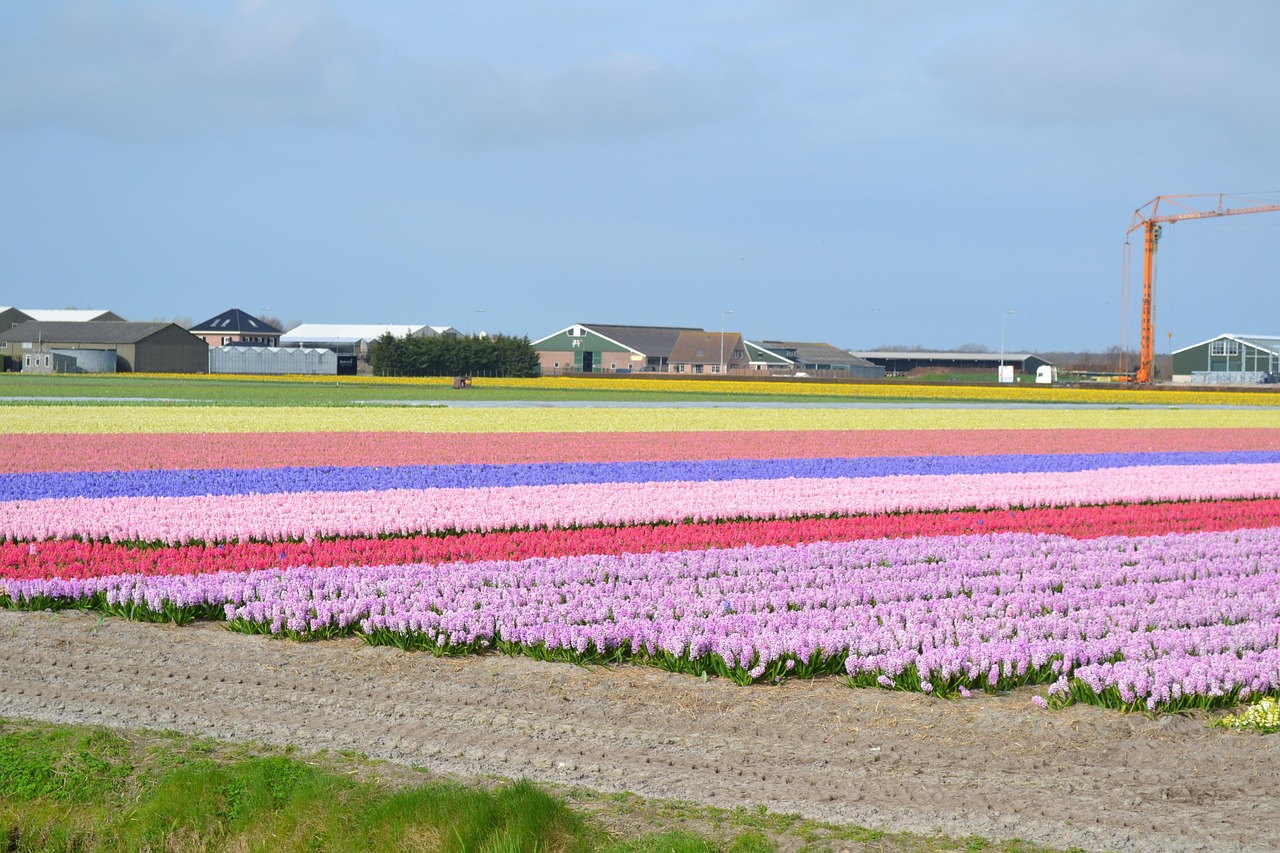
(482, 376), (1280, 407)
(77, 371), (1280, 407)
(5, 405), (1280, 435)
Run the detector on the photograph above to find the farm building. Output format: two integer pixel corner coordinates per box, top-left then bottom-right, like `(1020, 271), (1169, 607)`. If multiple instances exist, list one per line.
(756, 341), (884, 378)
(0, 321), (208, 374)
(667, 331), (752, 374)
(19, 308), (125, 322)
(281, 324), (436, 358)
(209, 346), (336, 375)
(190, 309), (282, 347)
(532, 323), (701, 374)
(850, 350), (1053, 377)
(1172, 333), (1280, 384)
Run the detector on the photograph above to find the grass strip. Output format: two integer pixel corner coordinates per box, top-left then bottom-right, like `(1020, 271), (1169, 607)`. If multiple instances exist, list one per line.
(0, 718), (1078, 853)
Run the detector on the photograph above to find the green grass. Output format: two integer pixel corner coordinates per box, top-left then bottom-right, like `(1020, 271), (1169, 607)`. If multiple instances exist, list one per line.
(0, 718), (1078, 853)
(0, 373), (882, 407)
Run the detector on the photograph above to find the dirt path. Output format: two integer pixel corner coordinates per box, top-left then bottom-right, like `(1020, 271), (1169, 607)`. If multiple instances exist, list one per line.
(2, 609), (1276, 853)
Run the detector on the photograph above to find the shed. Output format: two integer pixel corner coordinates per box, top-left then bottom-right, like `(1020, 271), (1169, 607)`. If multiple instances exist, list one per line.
(0, 321), (208, 374)
(1172, 333), (1280, 384)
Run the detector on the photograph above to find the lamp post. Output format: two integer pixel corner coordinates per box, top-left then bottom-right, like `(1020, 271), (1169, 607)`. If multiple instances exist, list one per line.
(1000, 309), (1015, 382)
(720, 309), (735, 374)
(470, 308), (486, 337)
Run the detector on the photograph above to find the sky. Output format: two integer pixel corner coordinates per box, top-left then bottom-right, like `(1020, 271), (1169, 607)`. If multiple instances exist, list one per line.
(3, 1), (1279, 353)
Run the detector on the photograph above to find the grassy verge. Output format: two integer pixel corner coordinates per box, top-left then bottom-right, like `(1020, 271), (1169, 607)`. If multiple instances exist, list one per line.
(0, 718), (1076, 852)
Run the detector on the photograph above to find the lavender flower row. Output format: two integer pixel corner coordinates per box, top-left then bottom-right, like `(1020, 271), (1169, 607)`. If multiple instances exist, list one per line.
(6, 463), (1280, 544)
(5, 450), (1278, 501)
(5, 528), (1277, 710)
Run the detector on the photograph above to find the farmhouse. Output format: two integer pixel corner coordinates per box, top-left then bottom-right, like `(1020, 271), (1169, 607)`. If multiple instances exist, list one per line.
(532, 323), (701, 374)
(1172, 333), (1280, 384)
(190, 308), (283, 347)
(0, 321), (208, 374)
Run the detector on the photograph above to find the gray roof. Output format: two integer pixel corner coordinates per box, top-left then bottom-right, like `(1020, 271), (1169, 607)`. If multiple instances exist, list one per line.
(190, 308), (282, 335)
(0, 321), (176, 345)
(758, 341), (877, 368)
(580, 323), (702, 358)
(1175, 333), (1280, 355)
(851, 351), (1045, 363)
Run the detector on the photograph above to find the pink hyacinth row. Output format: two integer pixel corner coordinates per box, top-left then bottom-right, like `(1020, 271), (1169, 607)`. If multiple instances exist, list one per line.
(9, 497), (1280, 582)
(7, 463), (1280, 545)
(5, 528), (1278, 709)
(7, 427), (1280, 473)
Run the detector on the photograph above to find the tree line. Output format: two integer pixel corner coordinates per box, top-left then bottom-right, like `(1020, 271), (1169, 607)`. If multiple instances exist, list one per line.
(370, 333), (541, 377)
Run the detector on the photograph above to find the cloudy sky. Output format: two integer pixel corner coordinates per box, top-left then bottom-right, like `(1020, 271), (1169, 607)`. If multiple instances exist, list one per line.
(3, 1), (1278, 352)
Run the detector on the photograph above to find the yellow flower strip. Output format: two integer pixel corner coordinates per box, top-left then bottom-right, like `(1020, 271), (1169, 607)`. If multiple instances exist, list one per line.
(5, 406), (1280, 435)
(66, 372), (1280, 407)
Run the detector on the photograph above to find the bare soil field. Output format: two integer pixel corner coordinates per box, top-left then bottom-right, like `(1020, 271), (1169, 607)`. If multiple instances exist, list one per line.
(2, 609), (1276, 852)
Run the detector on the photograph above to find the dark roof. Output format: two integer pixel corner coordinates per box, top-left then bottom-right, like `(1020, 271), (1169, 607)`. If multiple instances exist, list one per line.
(758, 341), (878, 368)
(189, 308), (282, 335)
(582, 323), (702, 358)
(0, 321), (177, 345)
(669, 331), (746, 365)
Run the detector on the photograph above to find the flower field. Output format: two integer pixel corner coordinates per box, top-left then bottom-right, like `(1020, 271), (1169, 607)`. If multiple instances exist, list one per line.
(4, 402), (1280, 714)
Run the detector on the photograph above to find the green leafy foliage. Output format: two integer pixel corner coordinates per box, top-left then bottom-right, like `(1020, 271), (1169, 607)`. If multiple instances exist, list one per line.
(370, 332), (541, 378)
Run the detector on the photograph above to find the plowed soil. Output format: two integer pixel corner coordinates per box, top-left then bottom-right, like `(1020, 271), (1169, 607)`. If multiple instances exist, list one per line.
(2, 609), (1276, 852)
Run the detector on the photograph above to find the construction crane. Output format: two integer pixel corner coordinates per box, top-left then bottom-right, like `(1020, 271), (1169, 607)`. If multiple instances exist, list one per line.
(1123, 192), (1280, 383)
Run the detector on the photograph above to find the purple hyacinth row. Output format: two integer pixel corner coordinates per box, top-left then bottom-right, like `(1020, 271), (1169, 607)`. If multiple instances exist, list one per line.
(5, 450), (1276, 501)
(6, 463), (1280, 544)
(6, 528), (1277, 709)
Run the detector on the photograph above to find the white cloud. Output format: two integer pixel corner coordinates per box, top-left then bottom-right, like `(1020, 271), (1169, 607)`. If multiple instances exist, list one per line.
(0, 0), (378, 136)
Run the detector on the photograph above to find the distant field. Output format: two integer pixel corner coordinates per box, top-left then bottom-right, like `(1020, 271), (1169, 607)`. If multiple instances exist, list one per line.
(2, 371), (1278, 407)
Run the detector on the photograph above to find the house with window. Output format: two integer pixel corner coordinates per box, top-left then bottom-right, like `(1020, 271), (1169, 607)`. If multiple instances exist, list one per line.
(189, 308), (283, 347)
(667, 331), (755, 375)
(1172, 333), (1280, 383)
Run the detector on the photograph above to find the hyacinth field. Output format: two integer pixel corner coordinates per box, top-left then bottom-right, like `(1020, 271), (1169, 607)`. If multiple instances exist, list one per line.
(4, 399), (1280, 715)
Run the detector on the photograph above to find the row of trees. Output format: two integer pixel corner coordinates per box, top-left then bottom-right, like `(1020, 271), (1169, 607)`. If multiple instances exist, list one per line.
(370, 333), (540, 378)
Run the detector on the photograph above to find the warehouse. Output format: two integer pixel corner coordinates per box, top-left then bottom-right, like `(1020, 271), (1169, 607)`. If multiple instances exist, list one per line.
(850, 350), (1052, 378)
(0, 321), (208, 374)
(1172, 333), (1280, 384)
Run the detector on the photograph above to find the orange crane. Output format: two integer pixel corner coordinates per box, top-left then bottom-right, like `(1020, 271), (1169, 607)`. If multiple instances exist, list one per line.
(1123, 192), (1280, 383)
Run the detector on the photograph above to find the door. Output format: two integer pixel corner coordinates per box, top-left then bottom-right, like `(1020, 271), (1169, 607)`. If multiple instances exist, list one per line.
(581, 351), (594, 373)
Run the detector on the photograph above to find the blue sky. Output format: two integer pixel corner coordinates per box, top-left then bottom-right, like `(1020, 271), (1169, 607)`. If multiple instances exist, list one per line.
(3, 1), (1279, 352)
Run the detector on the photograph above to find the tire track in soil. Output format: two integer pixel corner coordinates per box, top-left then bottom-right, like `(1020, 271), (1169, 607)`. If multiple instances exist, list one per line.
(2, 610), (1276, 853)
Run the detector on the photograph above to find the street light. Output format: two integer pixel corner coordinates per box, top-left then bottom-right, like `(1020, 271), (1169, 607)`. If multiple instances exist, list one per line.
(720, 309), (735, 374)
(1000, 310), (1016, 381)
(470, 308), (486, 337)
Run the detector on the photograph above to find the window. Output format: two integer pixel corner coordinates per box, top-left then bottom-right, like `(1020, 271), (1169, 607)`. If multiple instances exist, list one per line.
(553, 362), (560, 368)
(1210, 339), (1239, 356)
(610, 363), (616, 369)
(693, 364), (704, 374)
(711, 364), (720, 373)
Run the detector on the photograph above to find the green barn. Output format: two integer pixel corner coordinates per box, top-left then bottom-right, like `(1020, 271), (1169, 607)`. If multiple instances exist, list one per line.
(1172, 333), (1280, 383)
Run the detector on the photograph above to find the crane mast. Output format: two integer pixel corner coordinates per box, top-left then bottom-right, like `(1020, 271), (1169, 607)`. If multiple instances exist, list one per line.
(1125, 192), (1280, 383)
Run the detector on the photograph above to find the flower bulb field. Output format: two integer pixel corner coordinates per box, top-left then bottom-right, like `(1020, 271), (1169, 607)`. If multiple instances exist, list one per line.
(3, 383), (1280, 852)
